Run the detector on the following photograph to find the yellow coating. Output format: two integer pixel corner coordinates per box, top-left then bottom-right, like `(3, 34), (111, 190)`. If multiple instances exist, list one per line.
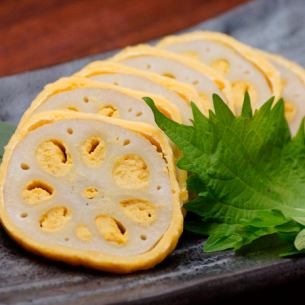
(112, 154), (149, 189)
(120, 198), (156, 226)
(158, 31), (283, 111)
(0, 111), (183, 273)
(110, 45), (234, 111)
(76, 61), (206, 114)
(18, 76), (182, 129)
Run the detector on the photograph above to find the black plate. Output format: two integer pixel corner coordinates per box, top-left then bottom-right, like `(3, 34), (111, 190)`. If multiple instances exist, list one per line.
(1, 0), (305, 304)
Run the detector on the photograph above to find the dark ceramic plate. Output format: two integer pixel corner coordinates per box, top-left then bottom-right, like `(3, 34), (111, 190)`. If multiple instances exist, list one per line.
(1, 0), (305, 304)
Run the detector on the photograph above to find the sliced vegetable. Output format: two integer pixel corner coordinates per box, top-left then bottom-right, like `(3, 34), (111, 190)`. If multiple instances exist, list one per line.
(0, 111), (183, 273)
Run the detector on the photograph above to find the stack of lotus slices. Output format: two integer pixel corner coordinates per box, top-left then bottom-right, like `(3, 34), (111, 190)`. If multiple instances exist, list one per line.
(0, 31), (304, 273)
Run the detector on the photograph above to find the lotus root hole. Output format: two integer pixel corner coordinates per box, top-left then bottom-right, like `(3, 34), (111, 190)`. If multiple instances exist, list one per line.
(36, 139), (72, 176)
(95, 215), (127, 245)
(112, 154), (149, 189)
(99, 105), (119, 117)
(22, 180), (54, 205)
(81, 136), (106, 167)
(120, 198), (156, 226)
(21, 163), (30, 170)
(39, 206), (71, 232)
(83, 187), (99, 199)
(211, 58), (230, 75)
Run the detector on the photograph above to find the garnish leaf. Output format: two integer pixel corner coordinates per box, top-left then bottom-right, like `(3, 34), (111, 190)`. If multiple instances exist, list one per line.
(241, 91), (252, 118)
(0, 122), (15, 161)
(145, 94), (305, 254)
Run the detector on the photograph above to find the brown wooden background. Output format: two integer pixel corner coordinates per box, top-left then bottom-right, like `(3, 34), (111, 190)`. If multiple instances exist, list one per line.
(0, 0), (248, 76)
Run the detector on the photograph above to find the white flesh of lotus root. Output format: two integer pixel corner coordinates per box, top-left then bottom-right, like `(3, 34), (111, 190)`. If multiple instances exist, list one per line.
(265, 54), (305, 134)
(20, 77), (182, 128)
(2, 114), (178, 258)
(111, 45), (234, 111)
(158, 32), (282, 113)
(75, 61), (206, 124)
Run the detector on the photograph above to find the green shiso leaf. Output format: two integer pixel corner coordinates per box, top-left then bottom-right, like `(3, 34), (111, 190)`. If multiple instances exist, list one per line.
(0, 121), (15, 161)
(145, 94), (305, 255)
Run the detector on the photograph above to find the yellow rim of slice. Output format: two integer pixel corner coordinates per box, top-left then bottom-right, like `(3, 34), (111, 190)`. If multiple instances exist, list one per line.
(19, 76), (183, 129)
(111, 44), (234, 112)
(158, 31), (282, 103)
(76, 60), (207, 114)
(0, 111), (183, 273)
(258, 50), (305, 86)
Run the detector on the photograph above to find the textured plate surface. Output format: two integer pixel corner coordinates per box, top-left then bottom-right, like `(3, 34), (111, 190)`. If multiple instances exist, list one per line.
(1, 0), (305, 304)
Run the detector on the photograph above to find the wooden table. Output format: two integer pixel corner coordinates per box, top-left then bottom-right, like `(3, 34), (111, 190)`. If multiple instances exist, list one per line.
(0, 0), (248, 76)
